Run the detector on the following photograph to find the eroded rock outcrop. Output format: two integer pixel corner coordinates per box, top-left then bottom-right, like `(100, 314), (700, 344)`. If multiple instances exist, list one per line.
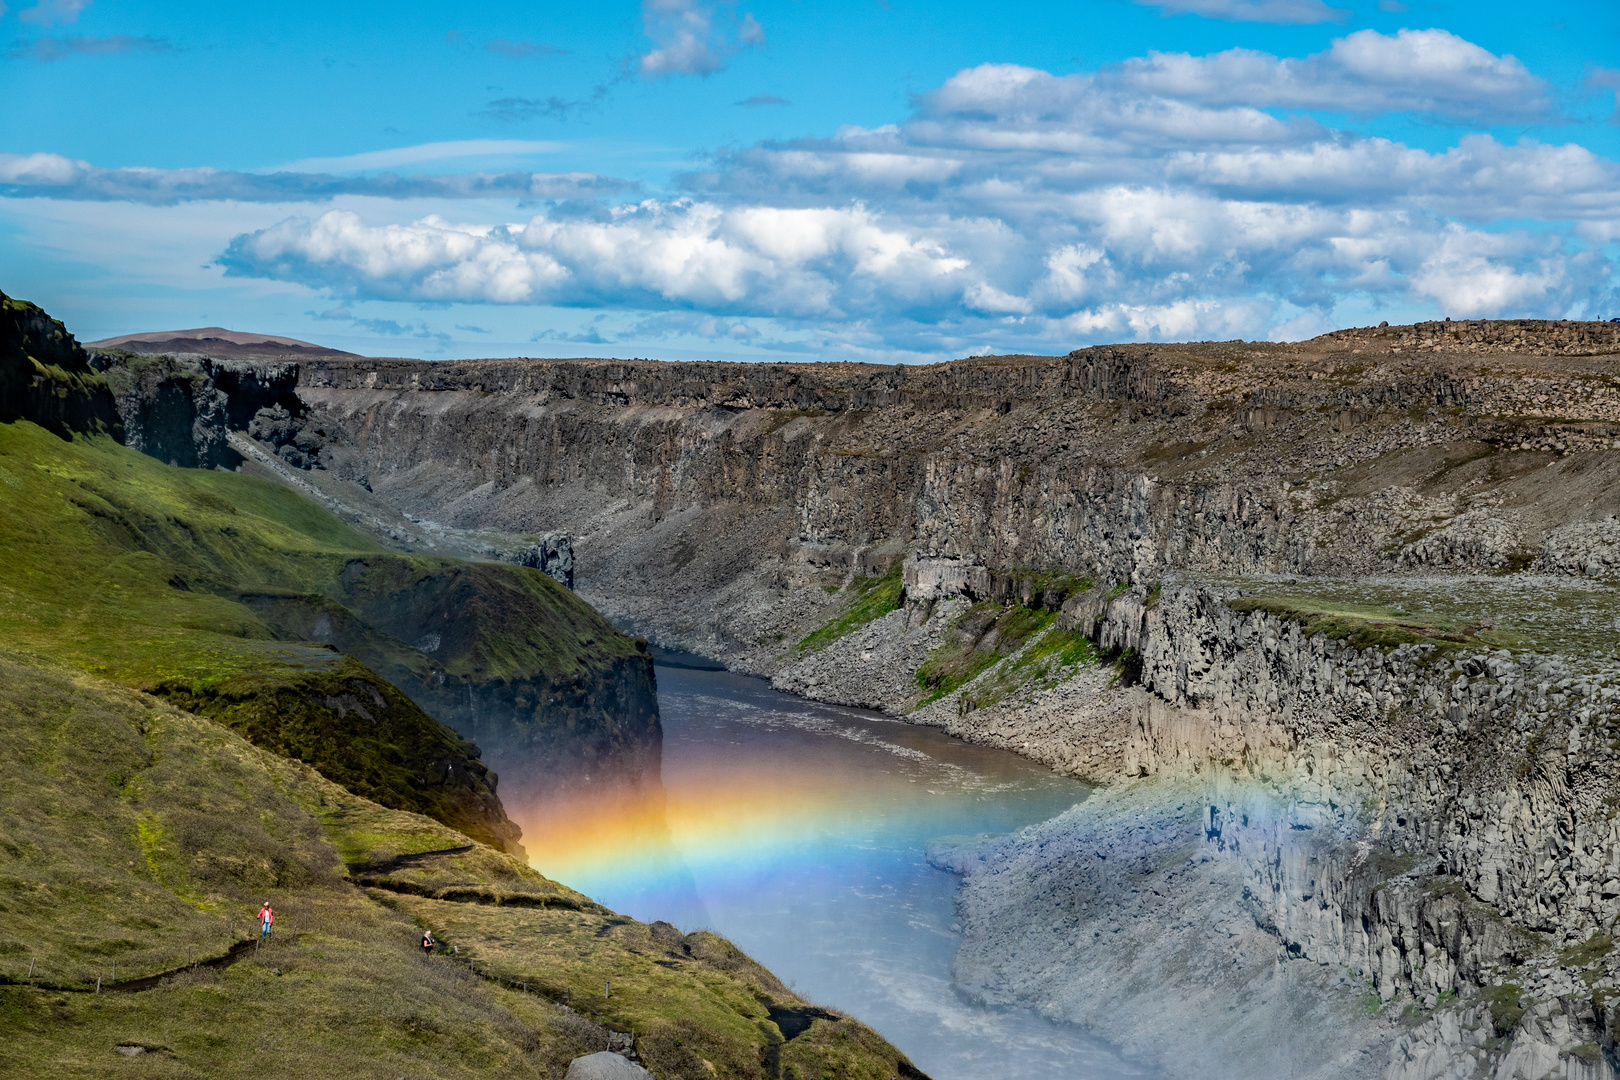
(0, 288), (122, 439)
(89, 349), (367, 480)
(512, 531), (575, 589)
(932, 584), (1620, 1079)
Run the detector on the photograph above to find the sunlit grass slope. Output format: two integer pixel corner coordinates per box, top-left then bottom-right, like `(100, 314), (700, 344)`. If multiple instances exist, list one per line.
(0, 419), (526, 849)
(0, 651), (922, 1080)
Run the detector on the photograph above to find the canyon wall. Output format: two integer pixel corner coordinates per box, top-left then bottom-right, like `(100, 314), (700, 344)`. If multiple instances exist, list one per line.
(85, 348), (663, 818)
(283, 324), (1620, 668)
(891, 580), (1619, 1080)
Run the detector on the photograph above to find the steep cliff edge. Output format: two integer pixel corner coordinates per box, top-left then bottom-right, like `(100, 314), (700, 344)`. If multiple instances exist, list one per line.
(0, 414), (524, 853)
(278, 323), (1620, 666)
(241, 555), (659, 799)
(923, 582), (1620, 1079)
(83, 346), (662, 807)
(1, 288), (121, 439)
(0, 652), (926, 1080)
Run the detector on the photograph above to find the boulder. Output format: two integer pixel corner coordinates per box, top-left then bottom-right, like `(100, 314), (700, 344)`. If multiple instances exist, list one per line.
(563, 1051), (654, 1080)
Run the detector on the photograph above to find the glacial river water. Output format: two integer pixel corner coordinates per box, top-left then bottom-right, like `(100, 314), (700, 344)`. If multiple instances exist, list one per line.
(506, 659), (1153, 1080)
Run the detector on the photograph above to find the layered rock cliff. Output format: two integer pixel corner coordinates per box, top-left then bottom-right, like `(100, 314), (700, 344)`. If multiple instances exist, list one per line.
(926, 582), (1620, 1079)
(280, 323), (1620, 665)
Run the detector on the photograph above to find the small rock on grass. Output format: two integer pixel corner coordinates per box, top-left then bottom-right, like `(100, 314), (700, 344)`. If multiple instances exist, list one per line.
(564, 1051), (654, 1080)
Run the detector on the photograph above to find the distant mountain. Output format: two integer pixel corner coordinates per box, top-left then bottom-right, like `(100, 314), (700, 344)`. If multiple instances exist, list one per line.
(86, 326), (363, 360)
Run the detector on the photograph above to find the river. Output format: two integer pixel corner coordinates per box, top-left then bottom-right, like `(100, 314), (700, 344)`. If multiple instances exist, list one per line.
(508, 659), (1151, 1080)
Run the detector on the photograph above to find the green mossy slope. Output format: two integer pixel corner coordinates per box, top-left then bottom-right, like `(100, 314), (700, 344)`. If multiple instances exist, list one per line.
(795, 567), (905, 654)
(915, 601), (1057, 705)
(1226, 595), (1500, 656)
(0, 652), (923, 1080)
(0, 419), (526, 849)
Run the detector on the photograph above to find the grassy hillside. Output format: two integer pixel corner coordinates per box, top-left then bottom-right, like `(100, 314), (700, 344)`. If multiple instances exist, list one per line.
(0, 290), (924, 1078)
(0, 417), (525, 851)
(0, 651), (922, 1080)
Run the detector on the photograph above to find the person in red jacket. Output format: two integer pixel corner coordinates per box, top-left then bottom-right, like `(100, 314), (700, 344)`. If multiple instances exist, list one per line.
(258, 902), (274, 941)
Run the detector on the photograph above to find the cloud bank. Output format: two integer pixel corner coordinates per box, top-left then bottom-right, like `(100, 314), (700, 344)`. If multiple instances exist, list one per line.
(7, 28), (1616, 354)
(0, 153), (633, 203)
(1112, 29), (1552, 120)
(211, 29), (1620, 351)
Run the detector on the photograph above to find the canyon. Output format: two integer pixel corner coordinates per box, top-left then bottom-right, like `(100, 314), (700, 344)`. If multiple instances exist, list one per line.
(0, 291), (925, 1080)
(62, 316), (1620, 1078)
(118, 316), (1616, 1080)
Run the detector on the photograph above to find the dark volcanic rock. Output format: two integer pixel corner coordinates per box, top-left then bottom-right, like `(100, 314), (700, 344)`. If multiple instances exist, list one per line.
(89, 350), (367, 481)
(0, 288), (122, 440)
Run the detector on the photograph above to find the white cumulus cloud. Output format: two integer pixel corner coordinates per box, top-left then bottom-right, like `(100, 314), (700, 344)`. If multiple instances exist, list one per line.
(22, 27), (1616, 355)
(223, 203), (972, 319)
(1115, 29), (1552, 119)
(639, 0), (764, 79)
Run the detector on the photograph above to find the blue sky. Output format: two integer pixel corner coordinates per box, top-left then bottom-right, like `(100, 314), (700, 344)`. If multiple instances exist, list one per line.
(2, 0), (1618, 361)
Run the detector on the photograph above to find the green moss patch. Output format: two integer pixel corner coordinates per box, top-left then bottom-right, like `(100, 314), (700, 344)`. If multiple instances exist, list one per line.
(914, 602), (1056, 706)
(796, 567), (904, 653)
(1227, 595), (1488, 655)
(1483, 982), (1527, 1036)
(960, 625), (1097, 711)
(1560, 932), (1614, 968)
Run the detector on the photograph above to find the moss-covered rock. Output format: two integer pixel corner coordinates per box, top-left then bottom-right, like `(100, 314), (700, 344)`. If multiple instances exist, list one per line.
(0, 288), (122, 439)
(154, 656), (522, 854)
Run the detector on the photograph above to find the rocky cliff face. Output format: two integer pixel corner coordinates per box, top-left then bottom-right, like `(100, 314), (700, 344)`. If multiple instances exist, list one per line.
(911, 582), (1620, 1080)
(0, 288), (122, 439)
(511, 531), (575, 589)
(85, 348), (661, 810)
(89, 349), (366, 479)
(283, 328), (1620, 666)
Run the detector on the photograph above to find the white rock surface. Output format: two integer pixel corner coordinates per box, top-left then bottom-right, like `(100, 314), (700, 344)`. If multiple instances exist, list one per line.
(563, 1051), (654, 1080)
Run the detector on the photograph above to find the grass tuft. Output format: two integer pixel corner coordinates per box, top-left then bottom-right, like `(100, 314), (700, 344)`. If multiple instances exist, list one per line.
(796, 567), (904, 653)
